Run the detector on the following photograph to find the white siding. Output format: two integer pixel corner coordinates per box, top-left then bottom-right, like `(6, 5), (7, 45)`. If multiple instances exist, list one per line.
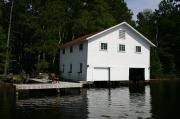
(87, 24), (150, 81)
(60, 41), (88, 81)
(93, 68), (109, 81)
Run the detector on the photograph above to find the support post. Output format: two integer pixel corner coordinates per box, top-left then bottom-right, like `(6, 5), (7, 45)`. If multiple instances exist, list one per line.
(108, 67), (111, 87)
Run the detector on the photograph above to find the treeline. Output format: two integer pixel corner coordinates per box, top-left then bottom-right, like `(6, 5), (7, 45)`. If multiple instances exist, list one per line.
(136, 0), (180, 78)
(0, 0), (133, 74)
(0, 0), (180, 78)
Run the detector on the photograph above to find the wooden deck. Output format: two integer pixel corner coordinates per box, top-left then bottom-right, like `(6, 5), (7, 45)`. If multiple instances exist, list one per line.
(14, 81), (83, 90)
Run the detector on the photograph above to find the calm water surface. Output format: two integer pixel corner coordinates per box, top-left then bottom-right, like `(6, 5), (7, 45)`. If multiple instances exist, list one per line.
(0, 80), (180, 119)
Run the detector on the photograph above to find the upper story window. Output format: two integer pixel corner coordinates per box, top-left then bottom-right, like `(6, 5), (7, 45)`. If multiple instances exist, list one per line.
(79, 43), (83, 51)
(119, 30), (125, 39)
(136, 46), (141, 53)
(70, 46), (73, 53)
(100, 43), (108, 51)
(62, 49), (65, 54)
(119, 44), (125, 52)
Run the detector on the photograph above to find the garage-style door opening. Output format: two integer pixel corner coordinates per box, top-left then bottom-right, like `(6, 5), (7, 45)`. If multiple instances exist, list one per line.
(93, 67), (110, 81)
(129, 68), (145, 81)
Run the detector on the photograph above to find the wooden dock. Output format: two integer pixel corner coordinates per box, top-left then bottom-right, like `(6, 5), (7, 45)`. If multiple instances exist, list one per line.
(14, 81), (83, 90)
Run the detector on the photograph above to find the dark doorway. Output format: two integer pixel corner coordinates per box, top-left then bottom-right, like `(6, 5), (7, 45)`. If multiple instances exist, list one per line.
(129, 68), (145, 81)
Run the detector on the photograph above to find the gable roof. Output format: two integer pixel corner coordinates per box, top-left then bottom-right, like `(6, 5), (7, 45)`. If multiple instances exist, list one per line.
(61, 22), (156, 48)
(87, 22), (156, 47)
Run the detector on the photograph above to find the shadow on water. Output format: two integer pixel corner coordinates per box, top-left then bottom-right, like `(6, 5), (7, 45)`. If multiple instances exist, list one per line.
(15, 94), (88, 119)
(0, 83), (88, 119)
(129, 83), (145, 94)
(0, 83), (16, 119)
(17, 88), (81, 100)
(150, 80), (180, 119)
(129, 83), (151, 119)
(16, 89), (88, 119)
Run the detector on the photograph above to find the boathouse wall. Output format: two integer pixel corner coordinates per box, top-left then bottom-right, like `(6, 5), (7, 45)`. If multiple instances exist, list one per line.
(60, 41), (88, 81)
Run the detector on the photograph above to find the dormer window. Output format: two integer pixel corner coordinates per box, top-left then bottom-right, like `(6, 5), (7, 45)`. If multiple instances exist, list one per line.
(100, 43), (108, 51)
(136, 46), (141, 53)
(119, 30), (125, 39)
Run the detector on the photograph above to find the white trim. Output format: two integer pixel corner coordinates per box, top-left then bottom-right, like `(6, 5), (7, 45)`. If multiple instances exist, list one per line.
(86, 22), (156, 47)
(94, 67), (110, 69)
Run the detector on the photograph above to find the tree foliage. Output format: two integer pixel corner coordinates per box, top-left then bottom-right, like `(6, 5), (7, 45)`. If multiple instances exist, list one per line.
(0, 0), (6, 73)
(137, 0), (180, 78)
(2, 0), (179, 79)
(0, 0), (133, 74)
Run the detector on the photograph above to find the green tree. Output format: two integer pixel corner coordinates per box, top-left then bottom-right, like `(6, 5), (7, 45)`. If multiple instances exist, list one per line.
(1, 0), (134, 74)
(0, 1), (6, 73)
(106, 0), (133, 24)
(155, 0), (179, 74)
(72, 0), (116, 37)
(137, 9), (163, 78)
(137, 0), (180, 78)
(0, 26), (6, 73)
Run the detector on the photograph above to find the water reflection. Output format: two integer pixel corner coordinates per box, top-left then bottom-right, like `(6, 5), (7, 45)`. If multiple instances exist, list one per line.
(129, 84), (151, 119)
(1, 81), (180, 119)
(87, 86), (151, 119)
(87, 88), (130, 119)
(0, 83), (16, 119)
(16, 95), (88, 119)
(150, 80), (180, 119)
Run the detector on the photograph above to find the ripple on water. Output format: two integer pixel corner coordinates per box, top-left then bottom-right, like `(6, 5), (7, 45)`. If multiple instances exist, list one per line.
(0, 84), (153, 119)
(87, 87), (151, 119)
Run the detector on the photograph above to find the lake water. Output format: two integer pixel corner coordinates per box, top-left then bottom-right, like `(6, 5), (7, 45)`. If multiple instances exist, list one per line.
(0, 80), (180, 119)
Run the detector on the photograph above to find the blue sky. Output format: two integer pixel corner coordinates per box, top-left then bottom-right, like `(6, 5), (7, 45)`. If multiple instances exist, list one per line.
(124, 0), (162, 20)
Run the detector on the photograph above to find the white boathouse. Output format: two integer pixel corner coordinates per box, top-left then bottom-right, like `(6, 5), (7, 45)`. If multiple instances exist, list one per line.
(60, 22), (155, 82)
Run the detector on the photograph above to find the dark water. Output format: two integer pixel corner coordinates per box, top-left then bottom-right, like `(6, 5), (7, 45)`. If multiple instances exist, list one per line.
(0, 81), (180, 119)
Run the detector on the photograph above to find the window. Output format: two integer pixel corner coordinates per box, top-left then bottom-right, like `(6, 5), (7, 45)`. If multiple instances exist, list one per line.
(62, 64), (65, 73)
(70, 46), (73, 53)
(100, 43), (108, 50)
(79, 43), (83, 51)
(78, 63), (83, 73)
(69, 64), (72, 73)
(62, 49), (65, 54)
(119, 30), (125, 39)
(136, 46), (141, 53)
(119, 44), (125, 52)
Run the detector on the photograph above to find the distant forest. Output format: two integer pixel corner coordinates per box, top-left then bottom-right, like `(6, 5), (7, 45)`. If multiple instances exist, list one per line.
(0, 0), (180, 78)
